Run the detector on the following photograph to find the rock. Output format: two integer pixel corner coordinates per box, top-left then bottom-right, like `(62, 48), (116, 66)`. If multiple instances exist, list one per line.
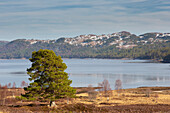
(48, 101), (57, 108)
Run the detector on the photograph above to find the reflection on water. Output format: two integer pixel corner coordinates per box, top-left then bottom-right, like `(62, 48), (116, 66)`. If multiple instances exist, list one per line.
(69, 73), (170, 89)
(10, 72), (26, 74)
(146, 76), (170, 81)
(0, 59), (170, 89)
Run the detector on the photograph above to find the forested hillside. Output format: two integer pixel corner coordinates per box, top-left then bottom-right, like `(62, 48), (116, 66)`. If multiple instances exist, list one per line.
(0, 31), (170, 60)
(0, 41), (8, 47)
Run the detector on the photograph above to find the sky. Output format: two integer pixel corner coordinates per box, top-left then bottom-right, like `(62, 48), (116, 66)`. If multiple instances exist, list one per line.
(0, 0), (170, 41)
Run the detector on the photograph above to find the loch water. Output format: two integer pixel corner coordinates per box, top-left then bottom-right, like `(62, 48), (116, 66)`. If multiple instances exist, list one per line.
(0, 59), (170, 89)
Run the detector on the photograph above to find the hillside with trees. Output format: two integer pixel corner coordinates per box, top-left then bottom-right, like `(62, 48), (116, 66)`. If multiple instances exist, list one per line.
(0, 31), (170, 60)
(162, 54), (170, 63)
(0, 41), (8, 47)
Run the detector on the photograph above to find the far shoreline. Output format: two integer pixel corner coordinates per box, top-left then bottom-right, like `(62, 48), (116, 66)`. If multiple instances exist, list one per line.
(0, 58), (167, 64)
(0, 57), (158, 60)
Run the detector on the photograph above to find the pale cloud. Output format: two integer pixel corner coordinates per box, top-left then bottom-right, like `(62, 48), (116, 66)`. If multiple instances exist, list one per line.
(128, 0), (147, 3)
(158, 6), (170, 9)
(0, 0), (170, 40)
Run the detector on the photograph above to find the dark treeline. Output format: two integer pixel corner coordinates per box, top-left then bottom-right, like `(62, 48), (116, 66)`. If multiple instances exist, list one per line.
(0, 39), (170, 60)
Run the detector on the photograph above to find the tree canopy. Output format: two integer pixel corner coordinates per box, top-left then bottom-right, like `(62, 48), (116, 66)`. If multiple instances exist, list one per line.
(23, 49), (76, 101)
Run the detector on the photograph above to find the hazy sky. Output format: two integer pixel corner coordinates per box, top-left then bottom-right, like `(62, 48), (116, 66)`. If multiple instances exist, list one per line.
(0, 0), (170, 41)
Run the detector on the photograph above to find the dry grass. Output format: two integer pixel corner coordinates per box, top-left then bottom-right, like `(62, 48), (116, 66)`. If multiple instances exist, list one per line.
(0, 87), (170, 112)
(74, 87), (170, 106)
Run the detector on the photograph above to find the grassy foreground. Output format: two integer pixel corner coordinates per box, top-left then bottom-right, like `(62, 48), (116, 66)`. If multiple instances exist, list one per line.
(0, 87), (170, 112)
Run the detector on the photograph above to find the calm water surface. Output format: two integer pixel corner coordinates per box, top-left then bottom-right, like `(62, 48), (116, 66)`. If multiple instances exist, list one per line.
(0, 59), (169, 89)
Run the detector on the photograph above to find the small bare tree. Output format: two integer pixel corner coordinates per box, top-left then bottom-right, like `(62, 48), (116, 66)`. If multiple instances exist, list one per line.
(98, 83), (103, 92)
(21, 81), (26, 88)
(2, 85), (7, 105)
(145, 88), (151, 97)
(88, 84), (98, 101)
(12, 82), (16, 97)
(88, 84), (93, 91)
(115, 79), (122, 96)
(102, 79), (111, 96)
(8, 83), (11, 88)
(98, 79), (111, 102)
(12, 82), (16, 88)
(98, 83), (103, 99)
(21, 81), (28, 94)
(21, 81), (28, 88)
(154, 93), (159, 103)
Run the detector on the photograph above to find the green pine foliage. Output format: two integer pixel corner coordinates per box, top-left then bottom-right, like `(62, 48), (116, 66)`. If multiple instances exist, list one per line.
(23, 49), (76, 101)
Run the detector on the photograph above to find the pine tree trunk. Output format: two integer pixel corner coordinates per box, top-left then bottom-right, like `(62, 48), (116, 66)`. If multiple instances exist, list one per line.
(67, 97), (69, 104)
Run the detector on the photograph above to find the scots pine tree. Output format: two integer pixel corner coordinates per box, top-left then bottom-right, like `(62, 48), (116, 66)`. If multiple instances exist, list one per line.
(23, 49), (76, 101)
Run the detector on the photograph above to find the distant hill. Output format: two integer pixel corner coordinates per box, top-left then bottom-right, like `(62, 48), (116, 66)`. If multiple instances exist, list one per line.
(0, 41), (9, 47)
(162, 54), (170, 63)
(0, 31), (170, 59)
